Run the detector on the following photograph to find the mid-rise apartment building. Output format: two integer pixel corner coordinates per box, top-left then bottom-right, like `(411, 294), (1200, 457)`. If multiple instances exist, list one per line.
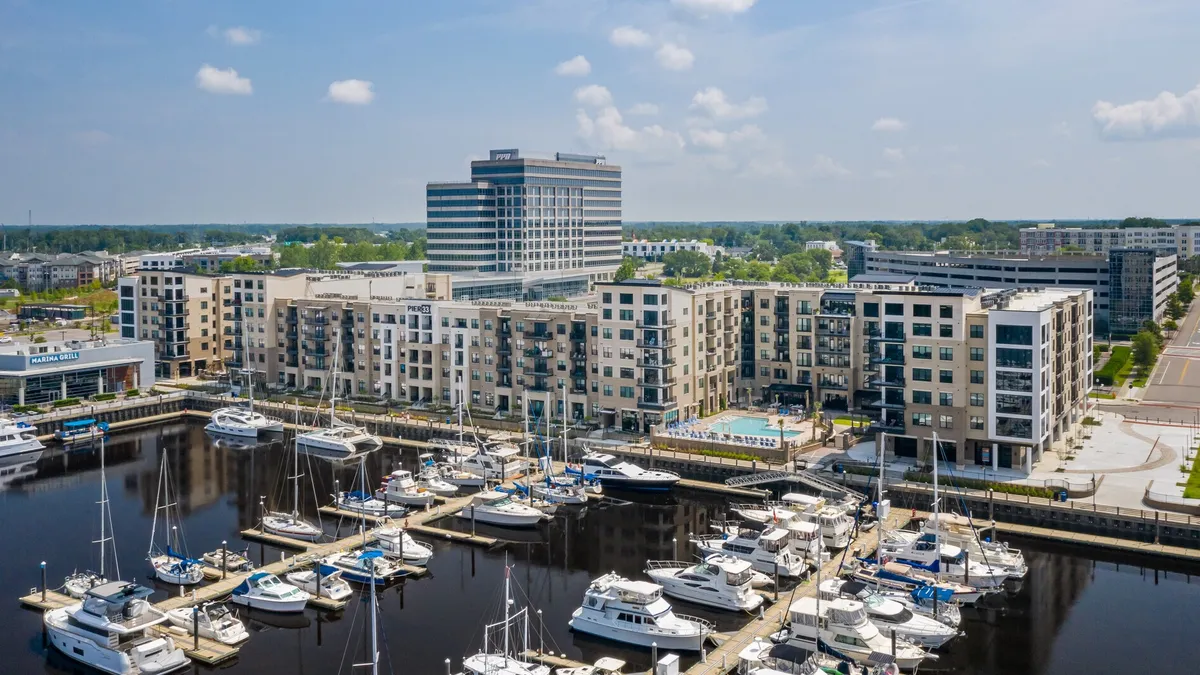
(1020, 222), (1200, 256)
(0, 251), (124, 291)
(621, 239), (724, 260)
(117, 271), (223, 378)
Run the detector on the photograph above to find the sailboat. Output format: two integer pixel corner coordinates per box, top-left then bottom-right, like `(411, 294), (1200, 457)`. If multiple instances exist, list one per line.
(454, 563), (551, 675)
(206, 331), (283, 438)
(321, 466), (406, 585)
(65, 438), (117, 598)
(148, 449), (204, 586)
(262, 407), (324, 542)
(520, 386), (588, 505)
(297, 335), (383, 459)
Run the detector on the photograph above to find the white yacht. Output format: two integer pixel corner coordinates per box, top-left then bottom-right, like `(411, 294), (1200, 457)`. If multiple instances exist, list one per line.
(321, 549), (406, 585)
(877, 538), (1009, 589)
(375, 469), (437, 507)
(458, 444), (528, 480)
(0, 416), (44, 460)
(374, 526), (434, 566)
(165, 603), (249, 645)
(430, 437), (477, 459)
(44, 580), (191, 675)
(775, 494), (855, 550)
(524, 478), (588, 505)
(415, 457), (461, 496)
(644, 555), (764, 612)
(455, 564), (552, 675)
(568, 573), (713, 650)
(297, 423), (382, 458)
(556, 658), (626, 675)
(334, 490), (407, 518)
(230, 572), (310, 613)
(848, 561), (986, 606)
(782, 597), (929, 671)
(458, 490), (547, 528)
(285, 564), (354, 603)
(205, 407), (283, 438)
(573, 453), (679, 491)
(819, 580), (958, 649)
(692, 527), (810, 578)
(429, 461), (487, 488)
(262, 424), (324, 542)
(147, 451), (204, 586)
(736, 638), (871, 675)
(887, 514), (1027, 579)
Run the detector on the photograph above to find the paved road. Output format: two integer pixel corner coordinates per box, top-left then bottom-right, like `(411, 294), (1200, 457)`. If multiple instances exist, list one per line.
(1143, 298), (1200, 404)
(1098, 402), (1200, 425)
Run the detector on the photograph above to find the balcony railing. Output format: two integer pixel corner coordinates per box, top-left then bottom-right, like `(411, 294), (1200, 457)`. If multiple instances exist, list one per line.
(569, 331), (587, 342)
(871, 331), (907, 342)
(636, 338), (676, 349)
(637, 358), (675, 368)
(869, 354), (906, 365)
(636, 318), (677, 329)
(524, 329), (553, 340)
(637, 397), (676, 410)
(868, 376), (906, 388)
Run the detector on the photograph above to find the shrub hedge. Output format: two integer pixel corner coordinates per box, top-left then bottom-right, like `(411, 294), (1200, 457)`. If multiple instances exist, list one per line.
(1095, 346), (1131, 386)
(53, 397), (81, 408)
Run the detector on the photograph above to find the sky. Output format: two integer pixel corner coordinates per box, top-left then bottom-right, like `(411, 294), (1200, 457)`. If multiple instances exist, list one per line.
(3, 0), (1200, 225)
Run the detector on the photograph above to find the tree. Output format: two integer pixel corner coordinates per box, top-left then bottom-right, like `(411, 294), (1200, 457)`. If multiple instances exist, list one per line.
(1179, 275), (1196, 305)
(1142, 319), (1162, 344)
(219, 256), (263, 273)
(1132, 330), (1160, 368)
(308, 236), (340, 269)
(1167, 295), (1185, 321)
(661, 250), (711, 278)
(278, 243), (311, 268)
(1164, 319), (1179, 332)
(613, 257), (637, 282)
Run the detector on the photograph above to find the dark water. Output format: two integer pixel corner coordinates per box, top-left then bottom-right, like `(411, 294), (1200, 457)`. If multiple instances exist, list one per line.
(3, 421), (1200, 675)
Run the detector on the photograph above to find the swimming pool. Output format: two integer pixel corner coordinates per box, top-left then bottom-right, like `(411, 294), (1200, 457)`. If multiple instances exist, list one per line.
(712, 415), (801, 438)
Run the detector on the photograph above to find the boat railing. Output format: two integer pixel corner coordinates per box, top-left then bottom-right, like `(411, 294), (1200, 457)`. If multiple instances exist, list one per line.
(672, 614), (716, 632)
(644, 560), (691, 571)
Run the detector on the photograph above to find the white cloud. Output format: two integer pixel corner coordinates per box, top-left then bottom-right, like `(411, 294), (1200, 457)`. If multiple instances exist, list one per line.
(574, 84), (613, 107)
(223, 26), (261, 45)
(689, 128), (727, 149)
(610, 26), (652, 48)
(1092, 83), (1200, 141)
(656, 43), (695, 71)
(689, 87), (767, 119)
(729, 124), (765, 144)
(576, 106), (685, 154)
(628, 103), (660, 116)
(326, 79), (375, 105)
(554, 55), (591, 77)
(195, 65), (252, 95)
(871, 117), (907, 132)
(672, 0), (757, 17)
(72, 130), (112, 145)
(811, 154), (851, 178)
(883, 147), (905, 162)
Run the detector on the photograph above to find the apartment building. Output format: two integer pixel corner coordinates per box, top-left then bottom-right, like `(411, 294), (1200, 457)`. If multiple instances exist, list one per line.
(621, 239), (725, 260)
(136, 246), (277, 273)
(116, 271), (223, 378)
(1020, 222), (1200, 256)
(0, 251), (124, 291)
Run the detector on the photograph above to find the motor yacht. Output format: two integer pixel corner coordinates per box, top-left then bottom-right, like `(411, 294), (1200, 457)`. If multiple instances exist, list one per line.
(458, 443), (529, 480)
(205, 406), (283, 438)
(374, 526), (434, 566)
(781, 597), (929, 671)
(285, 565), (354, 603)
(570, 453), (679, 491)
(320, 549), (406, 585)
(886, 514), (1026, 579)
(0, 416), (44, 460)
(644, 555), (764, 612)
(165, 602), (249, 645)
(414, 457), (461, 496)
(568, 573), (713, 650)
(230, 572), (310, 613)
(819, 580), (958, 649)
(375, 469), (437, 507)
(877, 538), (1009, 589)
(736, 637), (876, 675)
(847, 561), (986, 606)
(692, 526), (811, 578)
(56, 418), (109, 443)
(44, 580), (191, 675)
(458, 490), (548, 528)
(335, 490), (408, 518)
(772, 494), (856, 550)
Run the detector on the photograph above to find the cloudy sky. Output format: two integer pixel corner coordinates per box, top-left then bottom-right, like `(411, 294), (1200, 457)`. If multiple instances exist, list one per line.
(3, 0), (1200, 224)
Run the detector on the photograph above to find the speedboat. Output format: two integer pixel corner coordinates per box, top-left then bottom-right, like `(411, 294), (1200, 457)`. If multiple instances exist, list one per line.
(780, 597), (930, 671)
(374, 526), (434, 566)
(320, 549), (406, 585)
(819, 579), (959, 649)
(286, 564), (354, 602)
(737, 637), (874, 675)
(165, 602), (249, 645)
(556, 658), (626, 675)
(44, 580), (191, 675)
(847, 560), (987, 606)
(297, 424), (382, 459)
(568, 573), (713, 650)
(645, 555), (764, 612)
(375, 469), (437, 507)
(230, 572), (310, 613)
(415, 457), (460, 496)
(335, 490), (407, 518)
(692, 526), (810, 578)
(877, 538), (1009, 589)
(571, 453), (679, 491)
(56, 418), (109, 443)
(262, 511), (323, 542)
(0, 416), (44, 460)
(458, 490), (547, 528)
(205, 406), (283, 438)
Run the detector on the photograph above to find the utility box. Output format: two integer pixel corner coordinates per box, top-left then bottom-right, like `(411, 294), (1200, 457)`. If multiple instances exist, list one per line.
(878, 498), (891, 520)
(656, 653), (680, 675)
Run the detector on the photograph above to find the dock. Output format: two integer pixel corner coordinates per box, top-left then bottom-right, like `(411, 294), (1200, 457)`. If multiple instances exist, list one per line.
(993, 520), (1200, 562)
(523, 650), (591, 670)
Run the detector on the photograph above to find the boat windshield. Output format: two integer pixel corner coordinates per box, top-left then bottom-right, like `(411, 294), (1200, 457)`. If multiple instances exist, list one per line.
(725, 568), (752, 586)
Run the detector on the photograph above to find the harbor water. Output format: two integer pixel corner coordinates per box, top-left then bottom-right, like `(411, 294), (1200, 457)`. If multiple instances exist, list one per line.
(3, 420), (1200, 674)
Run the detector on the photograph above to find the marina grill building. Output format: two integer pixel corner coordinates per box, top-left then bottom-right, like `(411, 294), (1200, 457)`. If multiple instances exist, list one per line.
(0, 338), (154, 405)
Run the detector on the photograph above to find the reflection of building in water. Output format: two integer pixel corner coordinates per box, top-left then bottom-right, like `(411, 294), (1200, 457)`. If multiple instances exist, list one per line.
(132, 424), (233, 517)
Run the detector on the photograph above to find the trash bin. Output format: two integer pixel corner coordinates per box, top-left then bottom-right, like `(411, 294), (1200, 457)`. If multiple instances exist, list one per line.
(1059, 491), (1069, 502)
(834, 463), (845, 474)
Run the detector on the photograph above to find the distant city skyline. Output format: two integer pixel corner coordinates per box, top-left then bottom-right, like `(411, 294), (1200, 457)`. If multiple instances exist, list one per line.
(3, 1), (1200, 224)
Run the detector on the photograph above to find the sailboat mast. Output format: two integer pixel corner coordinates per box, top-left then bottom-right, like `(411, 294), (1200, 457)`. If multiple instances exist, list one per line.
(503, 563), (511, 660)
(330, 335), (338, 429)
(245, 316), (253, 414)
(360, 464), (368, 546)
(293, 399), (301, 518)
(98, 436), (106, 578)
(370, 555), (379, 675)
(877, 431), (886, 568)
(932, 432), (940, 582)
(544, 390), (551, 463)
(561, 382), (568, 467)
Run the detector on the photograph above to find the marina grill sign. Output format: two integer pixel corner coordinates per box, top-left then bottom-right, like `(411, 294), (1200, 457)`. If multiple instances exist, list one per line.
(30, 351), (81, 365)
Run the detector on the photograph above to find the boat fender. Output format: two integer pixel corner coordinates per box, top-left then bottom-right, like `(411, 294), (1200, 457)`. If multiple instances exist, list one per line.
(882, 664), (901, 675)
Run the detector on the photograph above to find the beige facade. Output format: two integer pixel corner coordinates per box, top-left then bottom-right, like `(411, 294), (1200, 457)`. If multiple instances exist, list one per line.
(117, 270), (224, 378)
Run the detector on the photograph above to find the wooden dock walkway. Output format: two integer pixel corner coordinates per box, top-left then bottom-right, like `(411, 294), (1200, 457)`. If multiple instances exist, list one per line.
(993, 521), (1200, 562)
(522, 650), (591, 670)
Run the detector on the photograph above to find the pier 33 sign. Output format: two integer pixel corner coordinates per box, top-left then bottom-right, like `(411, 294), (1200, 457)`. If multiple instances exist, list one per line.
(30, 352), (80, 365)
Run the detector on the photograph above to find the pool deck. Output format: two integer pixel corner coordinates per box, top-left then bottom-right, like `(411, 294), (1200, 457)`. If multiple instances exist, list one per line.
(695, 412), (811, 438)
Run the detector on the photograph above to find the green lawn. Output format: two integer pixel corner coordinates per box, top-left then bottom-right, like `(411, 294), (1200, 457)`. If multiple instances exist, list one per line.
(1184, 451), (1200, 499)
(827, 269), (848, 283)
(1088, 392), (1117, 400)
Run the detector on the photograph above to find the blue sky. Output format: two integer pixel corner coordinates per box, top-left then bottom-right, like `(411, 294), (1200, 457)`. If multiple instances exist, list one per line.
(3, 0), (1200, 224)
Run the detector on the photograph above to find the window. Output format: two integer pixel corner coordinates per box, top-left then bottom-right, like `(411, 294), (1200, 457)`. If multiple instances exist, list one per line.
(603, 366), (612, 377)
(996, 393), (1033, 415)
(602, 308), (612, 320)
(619, 386), (634, 398)
(912, 323), (932, 337)
(884, 303), (904, 316)
(970, 392), (984, 406)
(602, 328), (612, 339)
(939, 305), (953, 319)
(939, 369), (953, 384)
(913, 390), (931, 404)
(912, 345), (931, 359)
(939, 415), (954, 429)
(603, 385), (613, 396)
(970, 347), (984, 361)
(939, 347), (953, 360)
(970, 324), (984, 339)
(996, 416), (1032, 439)
(996, 347), (1033, 369)
(939, 324), (953, 338)
(602, 292), (612, 303)
(970, 416), (984, 430)
(619, 293), (633, 305)
(913, 304), (931, 317)
(912, 368), (932, 382)
(619, 329), (634, 341)
(939, 392), (953, 406)
(997, 371), (1033, 392)
(619, 367), (634, 379)
(911, 413), (932, 427)
(971, 370), (985, 384)
(863, 303), (879, 318)
(996, 325), (1033, 345)
(619, 310), (633, 321)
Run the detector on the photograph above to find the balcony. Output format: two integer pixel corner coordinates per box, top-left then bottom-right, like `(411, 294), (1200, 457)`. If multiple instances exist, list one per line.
(636, 318), (677, 329)
(637, 357), (675, 368)
(868, 375), (906, 388)
(817, 326), (849, 337)
(774, 305), (789, 315)
(524, 329), (553, 341)
(870, 331), (906, 343)
(286, 314), (298, 324)
(818, 381), (849, 391)
(869, 420), (906, 434)
(636, 338), (676, 349)
(570, 350), (587, 361)
(310, 316), (330, 325)
(497, 341), (512, 355)
(223, 328), (243, 337)
(528, 380), (551, 392)
(524, 347), (550, 358)
(523, 366), (551, 377)
(304, 345), (328, 356)
(497, 361), (512, 372)
(637, 377), (671, 388)
(569, 331), (587, 342)
(638, 397), (676, 410)
(162, 305), (190, 318)
(774, 323), (789, 333)
(570, 367), (587, 378)
(285, 329), (298, 339)
(570, 385), (588, 395)
(869, 354), (906, 365)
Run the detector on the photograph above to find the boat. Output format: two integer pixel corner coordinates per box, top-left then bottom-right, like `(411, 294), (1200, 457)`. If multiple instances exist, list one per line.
(147, 450), (204, 586)
(818, 580), (958, 649)
(261, 411), (324, 542)
(885, 513), (1027, 579)
(736, 637), (879, 675)
(296, 340), (382, 458)
(334, 490), (407, 518)
(56, 418), (109, 443)
(846, 560), (985, 606)
(692, 526), (811, 578)
(458, 490), (548, 528)
(65, 438), (116, 598)
(458, 442), (529, 480)
(229, 572), (310, 613)
(415, 455), (460, 496)
(45, 581), (190, 675)
(201, 547), (252, 572)
(644, 555), (764, 612)
(165, 602), (249, 645)
(524, 479), (588, 505)
(569, 453), (680, 491)
(429, 461), (487, 488)
(205, 407), (283, 438)
(374, 526), (434, 566)
(454, 564), (551, 675)
(323, 466), (408, 585)
(876, 537), (1009, 589)
(285, 564), (354, 602)
(0, 415), (44, 460)
(556, 657), (626, 675)
(568, 573), (714, 650)
(375, 468), (437, 507)
(430, 437), (477, 459)
(769, 495), (856, 550)
(780, 597), (929, 671)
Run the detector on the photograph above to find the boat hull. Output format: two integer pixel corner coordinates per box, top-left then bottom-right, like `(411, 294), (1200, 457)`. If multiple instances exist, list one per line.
(165, 609), (250, 645)
(229, 593), (308, 613)
(568, 613), (705, 650)
(646, 571), (763, 612)
(151, 558), (204, 586)
(45, 611), (190, 675)
(262, 516), (323, 542)
(457, 507), (543, 528)
(589, 476), (677, 491)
